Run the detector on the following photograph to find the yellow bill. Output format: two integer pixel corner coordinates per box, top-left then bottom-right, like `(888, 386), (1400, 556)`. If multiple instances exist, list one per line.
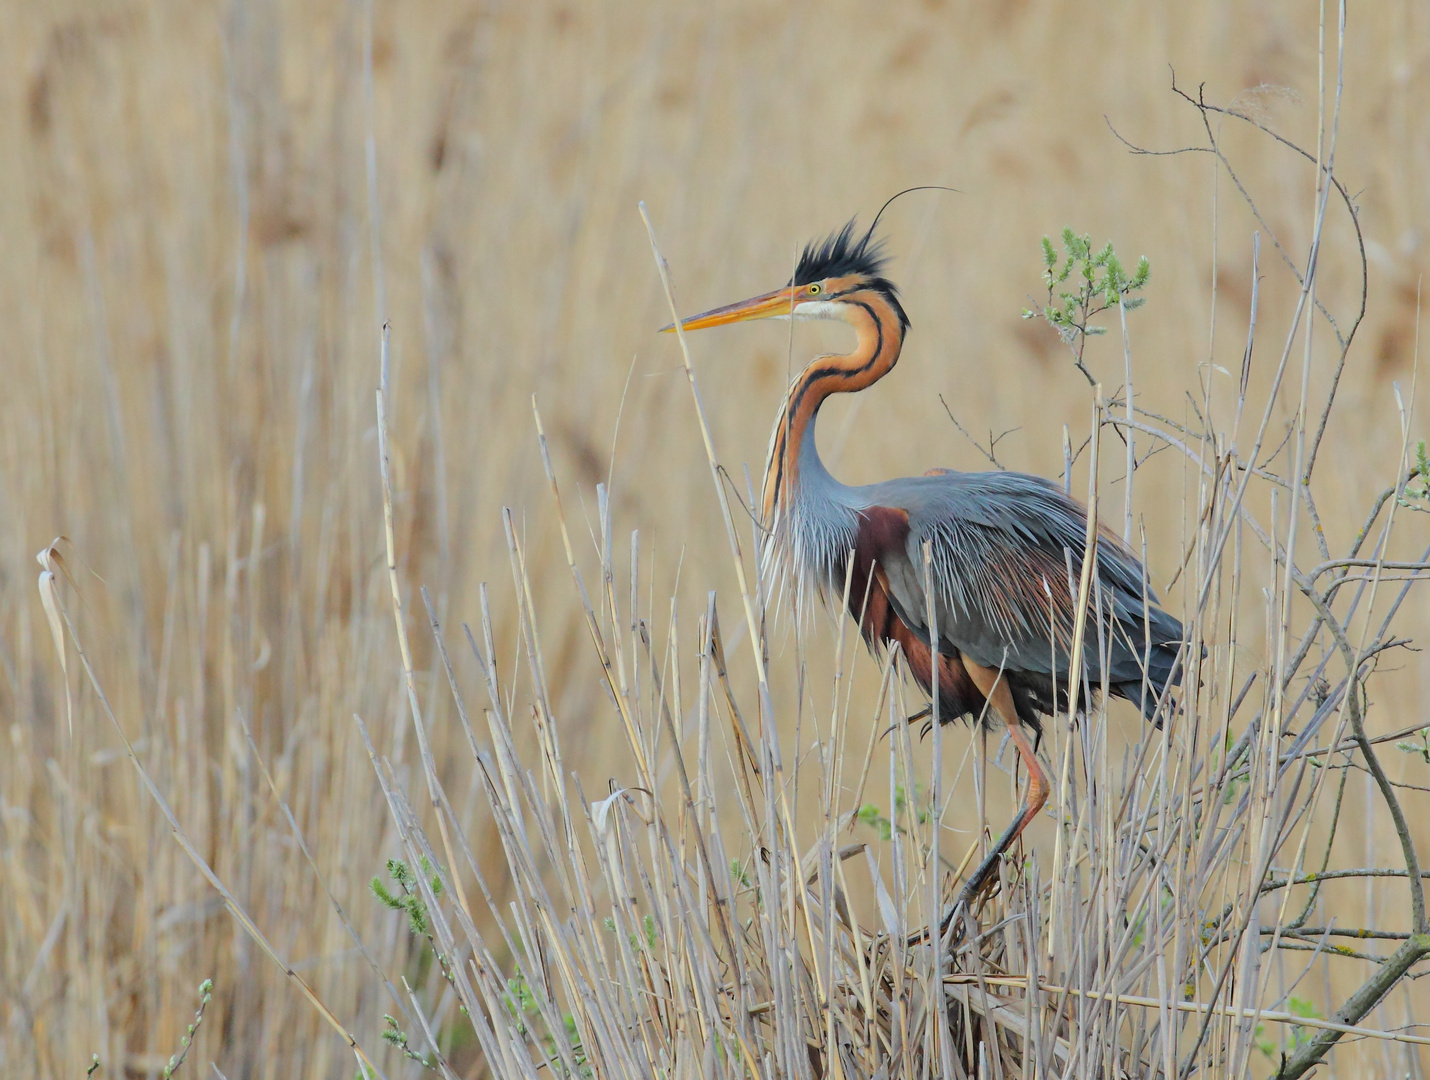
(659, 286), (798, 333)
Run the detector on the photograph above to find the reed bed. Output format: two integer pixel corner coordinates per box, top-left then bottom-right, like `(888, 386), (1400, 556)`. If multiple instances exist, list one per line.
(4, 3), (1430, 1079)
(40, 83), (1430, 1080)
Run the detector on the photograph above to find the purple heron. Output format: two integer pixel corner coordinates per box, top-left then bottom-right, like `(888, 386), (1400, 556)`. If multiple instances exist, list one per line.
(666, 219), (1188, 931)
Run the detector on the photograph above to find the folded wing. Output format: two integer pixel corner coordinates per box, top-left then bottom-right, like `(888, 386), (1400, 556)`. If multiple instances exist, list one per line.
(857, 469), (1186, 720)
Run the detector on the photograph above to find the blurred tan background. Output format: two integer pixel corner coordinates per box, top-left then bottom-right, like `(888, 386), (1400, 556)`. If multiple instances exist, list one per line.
(1, 1), (1427, 1076)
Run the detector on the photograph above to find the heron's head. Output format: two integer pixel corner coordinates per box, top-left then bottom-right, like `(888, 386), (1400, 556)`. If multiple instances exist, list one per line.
(661, 219), (910, 335)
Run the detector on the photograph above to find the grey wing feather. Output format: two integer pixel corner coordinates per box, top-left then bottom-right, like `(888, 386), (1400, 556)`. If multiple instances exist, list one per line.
(865, 470), (1185, 703)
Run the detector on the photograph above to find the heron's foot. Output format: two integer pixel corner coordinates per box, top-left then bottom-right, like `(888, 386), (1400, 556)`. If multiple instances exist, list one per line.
(941, 849), (1003, 931)
(906, 902), (968, 948)
(909, 896), (970, 949)
(905, 852), (1002, 949)
(880, 706), (934, 742)
(904, 705), (939, 739)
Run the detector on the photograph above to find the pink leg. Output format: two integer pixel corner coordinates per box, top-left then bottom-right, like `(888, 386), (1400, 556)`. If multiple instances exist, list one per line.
(945, 662), (1049, 936)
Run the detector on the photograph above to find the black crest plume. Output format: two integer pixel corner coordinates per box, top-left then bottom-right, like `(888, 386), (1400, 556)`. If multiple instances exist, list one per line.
(790, 187), (956, 289)
(792, 219), (888, 285)
(793, 218), (909, 332)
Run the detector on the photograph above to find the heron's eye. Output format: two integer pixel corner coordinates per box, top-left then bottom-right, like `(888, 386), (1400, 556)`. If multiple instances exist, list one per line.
(808, 283), (822, 295)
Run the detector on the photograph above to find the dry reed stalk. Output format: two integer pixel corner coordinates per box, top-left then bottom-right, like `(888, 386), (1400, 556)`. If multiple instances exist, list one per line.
(10, 5), (1430, 1078)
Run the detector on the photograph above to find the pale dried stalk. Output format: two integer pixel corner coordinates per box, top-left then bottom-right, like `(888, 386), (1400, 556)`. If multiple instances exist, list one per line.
(35, 567), (389, 1080)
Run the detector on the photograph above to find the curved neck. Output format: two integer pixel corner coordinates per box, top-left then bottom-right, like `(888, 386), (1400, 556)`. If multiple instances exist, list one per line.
(761, 288), (906, 525)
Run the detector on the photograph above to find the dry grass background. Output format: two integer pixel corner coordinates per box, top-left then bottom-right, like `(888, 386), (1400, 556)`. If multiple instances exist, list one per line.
(1, 1), (1428, 1077)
